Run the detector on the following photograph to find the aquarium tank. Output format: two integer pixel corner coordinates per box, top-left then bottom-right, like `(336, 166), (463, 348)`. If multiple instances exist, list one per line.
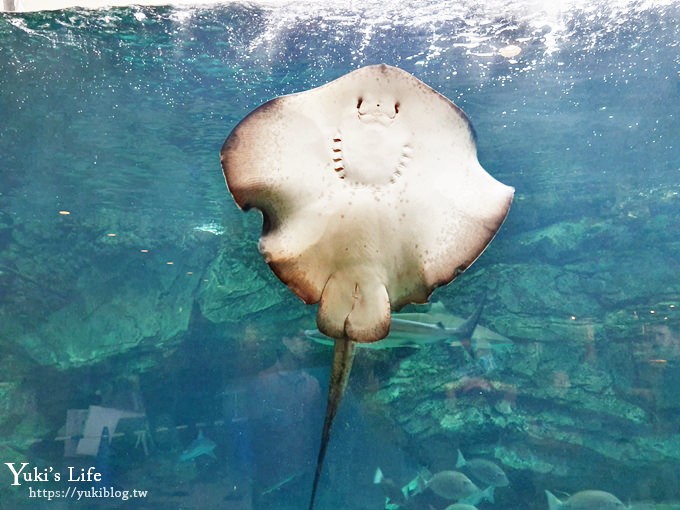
(0, 0), (678, 509)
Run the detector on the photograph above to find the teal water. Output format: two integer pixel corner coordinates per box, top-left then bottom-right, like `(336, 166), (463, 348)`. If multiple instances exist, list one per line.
(0, 1), (679, 509)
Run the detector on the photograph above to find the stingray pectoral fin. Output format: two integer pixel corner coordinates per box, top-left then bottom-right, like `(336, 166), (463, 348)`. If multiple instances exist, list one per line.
(318, 271), (391, 343)
(309, 338), (356, 510)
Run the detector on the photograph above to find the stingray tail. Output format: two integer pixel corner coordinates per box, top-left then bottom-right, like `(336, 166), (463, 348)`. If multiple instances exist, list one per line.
(308, 338), (356, 510)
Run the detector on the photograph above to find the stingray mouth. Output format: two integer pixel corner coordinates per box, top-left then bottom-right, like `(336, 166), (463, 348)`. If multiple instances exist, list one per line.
(331, 93), (412, 189)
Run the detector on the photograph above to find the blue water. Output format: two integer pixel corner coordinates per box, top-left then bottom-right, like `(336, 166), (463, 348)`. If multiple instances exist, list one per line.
(0, 1), (679, 509)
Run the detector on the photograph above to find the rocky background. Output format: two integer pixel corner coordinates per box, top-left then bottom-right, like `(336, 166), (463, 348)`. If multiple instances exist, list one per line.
(1, 177), (678, 508)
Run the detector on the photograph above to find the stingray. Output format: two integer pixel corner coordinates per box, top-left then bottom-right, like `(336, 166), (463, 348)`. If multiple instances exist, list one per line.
(220, 64), (514, 510)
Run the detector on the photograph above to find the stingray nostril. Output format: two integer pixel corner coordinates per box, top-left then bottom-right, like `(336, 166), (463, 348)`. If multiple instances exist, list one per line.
(356, 98), (363, 109)
(395, 102), (400, 113)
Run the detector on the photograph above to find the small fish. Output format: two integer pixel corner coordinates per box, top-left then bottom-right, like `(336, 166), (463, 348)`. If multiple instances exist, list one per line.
(546, 490), (627, 510)
(425, 470), (494, 503)
(444, 504), (480, 510)
(456, 449), (509, 487)
(260, 471), (304, 496)
(374, 467), (407, 506)
(179, 429), (217, 462)
(460, 486), (495, 506)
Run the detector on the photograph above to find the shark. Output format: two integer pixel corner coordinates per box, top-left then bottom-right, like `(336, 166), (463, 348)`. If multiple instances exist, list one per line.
(178, 429), (217, 462)
(305, 297), (511, 353)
